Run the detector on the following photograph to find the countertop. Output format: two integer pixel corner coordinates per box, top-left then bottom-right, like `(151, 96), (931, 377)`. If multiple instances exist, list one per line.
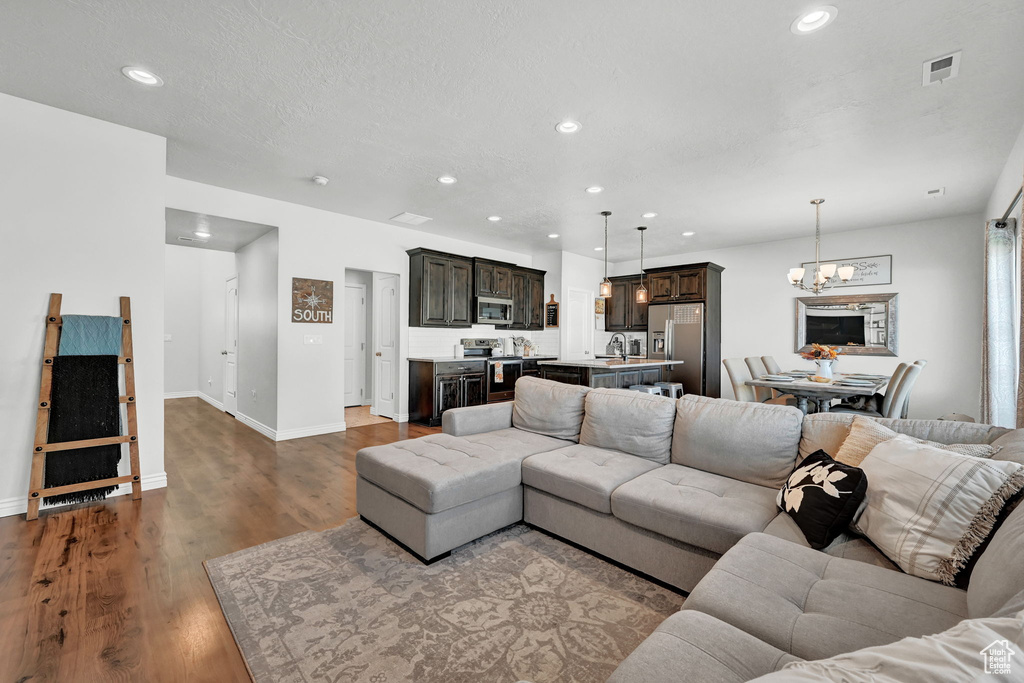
(408, 355), (558, 362)
(537, 359), (685, 369)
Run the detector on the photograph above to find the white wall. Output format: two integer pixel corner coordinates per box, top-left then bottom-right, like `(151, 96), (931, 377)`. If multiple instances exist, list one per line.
(610, 214), (984, 419)
(197, 249), (238, 407)
(236, 230), (279, 433)
(165, 177), (535, 438)
(986, 122), (1024, 221)
(164, 246), (201, 396)
(0, 93), (166, 517)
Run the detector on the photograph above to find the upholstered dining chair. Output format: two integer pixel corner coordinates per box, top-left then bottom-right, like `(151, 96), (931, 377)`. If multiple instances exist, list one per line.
(831, 360), (926, 418)
(746, 356), (799, 406)
(724, 359), (792, 406)
(761, 356), (783, 375)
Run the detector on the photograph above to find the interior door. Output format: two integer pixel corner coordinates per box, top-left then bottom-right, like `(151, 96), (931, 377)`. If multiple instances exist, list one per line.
(344, 284), (367, 407)
(372, 272), (399, 418)
(223, 275), (238, 415)
(565, 288), (594, 360)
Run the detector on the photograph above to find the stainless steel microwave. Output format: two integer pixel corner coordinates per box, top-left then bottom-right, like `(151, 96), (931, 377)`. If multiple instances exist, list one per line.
(476, 297), (513, 325)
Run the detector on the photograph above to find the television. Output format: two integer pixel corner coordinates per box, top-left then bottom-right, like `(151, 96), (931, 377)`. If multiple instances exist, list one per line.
(806, 314), (866, 346)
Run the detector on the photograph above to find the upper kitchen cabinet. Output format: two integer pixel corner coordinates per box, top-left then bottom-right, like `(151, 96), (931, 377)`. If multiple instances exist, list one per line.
(408, 248), (474, 327)
(645, 263), (722, 303)
(474, 259), (513, 298)
(509, 267), (546, 330)
(605, 275), (648, 332)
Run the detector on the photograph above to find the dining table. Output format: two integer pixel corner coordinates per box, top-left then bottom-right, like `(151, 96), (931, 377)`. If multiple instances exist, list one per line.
(745, 373), (889, 415)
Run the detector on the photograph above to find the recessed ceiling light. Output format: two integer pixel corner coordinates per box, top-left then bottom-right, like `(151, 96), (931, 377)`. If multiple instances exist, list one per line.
(311, 175), (329, 186)
(791, 6), (837, 34)
(682, 231), (695, 237)
(548, 234), (560, 238)
(437, 175), (457, 184)
(586, 186), (604, 194)
(121, 66), (163, 86)
(642, 212), (658, 219)
(193, 230), (211, 238)
(487, 215), (502, 222)
(555, 119), (582, 134)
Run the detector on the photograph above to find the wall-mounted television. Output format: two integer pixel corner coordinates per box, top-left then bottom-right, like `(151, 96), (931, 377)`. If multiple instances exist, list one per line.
(806, 314), (866, 346)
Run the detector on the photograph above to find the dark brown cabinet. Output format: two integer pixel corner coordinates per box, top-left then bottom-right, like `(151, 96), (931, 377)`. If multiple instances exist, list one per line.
(605, 276), (648, 332)
(410, 359), (486, 426)
(408, 249), (474, 327)
(474, 259), (512, 298)
(509, 267), (546, 330)
(645, 267), (705, 303)
(541, 363), (667, 388)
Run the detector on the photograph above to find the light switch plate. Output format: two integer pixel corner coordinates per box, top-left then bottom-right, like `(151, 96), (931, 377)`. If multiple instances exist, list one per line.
(304, 334), (323, 345)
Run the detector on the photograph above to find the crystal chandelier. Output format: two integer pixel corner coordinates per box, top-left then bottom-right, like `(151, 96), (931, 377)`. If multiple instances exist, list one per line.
(635, 226), (648, 303)
(787, 199), (854, 294)
(599, 211), (612, 298)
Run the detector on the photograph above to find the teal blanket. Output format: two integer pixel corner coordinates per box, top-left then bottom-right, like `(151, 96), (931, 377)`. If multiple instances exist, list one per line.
(59, 315), (123, 356)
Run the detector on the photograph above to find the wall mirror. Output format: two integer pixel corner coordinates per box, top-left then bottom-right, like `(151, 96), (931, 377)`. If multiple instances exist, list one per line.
(796, 293), (898, 356)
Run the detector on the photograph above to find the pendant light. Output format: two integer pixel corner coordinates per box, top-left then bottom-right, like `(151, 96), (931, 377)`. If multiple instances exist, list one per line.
(635, 226), (649, 303)
(599, 211), (613, 298)
(786, 199), (855, 295)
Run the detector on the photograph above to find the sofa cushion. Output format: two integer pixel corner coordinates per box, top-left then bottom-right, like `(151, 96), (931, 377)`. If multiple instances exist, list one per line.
(799, 412), (1009, 459)
(355, 430), (563, 514)
(682, 533), (969, 661)
(748, 612), (1024, 682)
(836, 416), (1001, 467)
(855, 435), (1024, 585)
(777, 450), (868, 550)
(762, 513), (898, 571)
(580, 388), (676, 464)
(610, 464), (779, 555)
(512, 376), (590, 442)
(673, 395), (803, 488)
(992, 428), (1024, 467)
(608, 610), (800, 683)
(969, 500), (1024, 618)
(522, 444), (660, 514)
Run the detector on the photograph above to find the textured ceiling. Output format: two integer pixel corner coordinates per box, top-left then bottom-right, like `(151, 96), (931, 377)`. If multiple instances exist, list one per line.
(165, 208), (275, 252)
(2, 1), (1024, 261)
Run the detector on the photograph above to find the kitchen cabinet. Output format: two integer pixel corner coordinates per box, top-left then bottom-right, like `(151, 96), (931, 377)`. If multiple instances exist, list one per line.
(645, 267), (706, 303)
(410, 359), (486, 426)
(540, 362), (672, 388)
(509, 267), (546, 330)
(605, 275), (648, 332)
(408, 248), (474, 328)
(474, 259), (513, 298)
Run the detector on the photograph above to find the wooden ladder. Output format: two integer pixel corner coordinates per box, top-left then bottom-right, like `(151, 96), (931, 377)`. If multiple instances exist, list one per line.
(27, 293), (142, 521)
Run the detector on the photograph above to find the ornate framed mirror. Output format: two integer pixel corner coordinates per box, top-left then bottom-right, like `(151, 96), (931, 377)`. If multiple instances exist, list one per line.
(795, 293), (898, 357)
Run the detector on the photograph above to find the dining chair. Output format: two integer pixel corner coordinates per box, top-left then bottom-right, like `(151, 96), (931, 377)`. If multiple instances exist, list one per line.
(831, 360), (925, 418)
(761, 356), (783, 375)
(744, 357), (774, 402)
(724, 359), (792, 406)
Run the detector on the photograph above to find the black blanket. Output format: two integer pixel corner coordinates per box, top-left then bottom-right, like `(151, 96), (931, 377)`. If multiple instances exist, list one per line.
(45, 355), (122, 504)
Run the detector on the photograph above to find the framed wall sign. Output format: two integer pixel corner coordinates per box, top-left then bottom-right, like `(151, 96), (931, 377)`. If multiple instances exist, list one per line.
(545, 295), (559, 328)
(291, 277), (334, 323)
(801, 254), (892, 289)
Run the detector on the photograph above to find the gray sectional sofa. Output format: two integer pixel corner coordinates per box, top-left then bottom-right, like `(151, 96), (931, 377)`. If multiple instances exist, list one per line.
(355, 377), (1024, 681)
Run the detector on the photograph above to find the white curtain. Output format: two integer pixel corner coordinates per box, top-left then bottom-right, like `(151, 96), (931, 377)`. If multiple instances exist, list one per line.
(982, 217), (1018, 427)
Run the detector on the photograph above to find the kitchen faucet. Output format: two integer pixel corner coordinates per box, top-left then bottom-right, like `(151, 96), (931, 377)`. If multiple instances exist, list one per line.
(610, 332), (628, 362)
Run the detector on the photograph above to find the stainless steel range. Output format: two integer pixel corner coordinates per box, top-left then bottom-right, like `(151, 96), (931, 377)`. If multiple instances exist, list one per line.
(461, 338), (523, 403)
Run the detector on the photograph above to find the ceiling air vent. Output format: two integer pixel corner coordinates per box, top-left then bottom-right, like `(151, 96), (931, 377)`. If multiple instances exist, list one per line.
(923, 51), (961, 86)
(176, 235), (208, 243)
(927, 187), (946, 198)
(390, 212), (433, 226)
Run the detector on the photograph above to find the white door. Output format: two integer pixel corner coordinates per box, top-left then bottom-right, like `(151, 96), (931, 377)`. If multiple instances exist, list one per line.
(344, 284), (367, 407)
(373, 272), (399, 418)
(223, 276), (239, 415)
(565, 288), (594, 360)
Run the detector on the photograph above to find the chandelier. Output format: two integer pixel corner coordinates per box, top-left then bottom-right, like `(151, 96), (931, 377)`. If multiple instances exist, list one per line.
(787, 198), (854, 295)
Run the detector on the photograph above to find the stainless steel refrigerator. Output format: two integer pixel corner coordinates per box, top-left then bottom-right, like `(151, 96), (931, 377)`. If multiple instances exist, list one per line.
(648, 303), (706, 395)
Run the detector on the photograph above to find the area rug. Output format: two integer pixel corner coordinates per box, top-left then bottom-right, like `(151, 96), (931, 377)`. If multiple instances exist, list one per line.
(206, 519), (684, 682)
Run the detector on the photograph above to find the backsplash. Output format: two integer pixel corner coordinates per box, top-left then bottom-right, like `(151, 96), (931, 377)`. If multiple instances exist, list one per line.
(408, 325), (544, 358)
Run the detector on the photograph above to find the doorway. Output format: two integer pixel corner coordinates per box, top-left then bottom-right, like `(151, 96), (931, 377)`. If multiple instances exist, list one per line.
(344, 269), (400, 426)
(224, 275), (238, 415)
(344, 282), (367, 407)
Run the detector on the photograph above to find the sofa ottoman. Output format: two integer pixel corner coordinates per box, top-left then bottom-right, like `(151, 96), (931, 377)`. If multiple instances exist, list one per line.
(356, 430), (566, 561)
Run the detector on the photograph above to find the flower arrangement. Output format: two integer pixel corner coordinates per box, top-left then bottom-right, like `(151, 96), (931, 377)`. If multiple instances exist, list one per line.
(800, 343), (840, 361)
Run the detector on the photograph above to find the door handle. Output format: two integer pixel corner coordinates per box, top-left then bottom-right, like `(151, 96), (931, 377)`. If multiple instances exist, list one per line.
(375, 352), (382, 357)
(221, 350), (228, 355)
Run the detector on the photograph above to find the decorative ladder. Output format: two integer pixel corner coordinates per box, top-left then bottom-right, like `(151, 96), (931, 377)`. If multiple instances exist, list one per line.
(27, 293), (142, 521)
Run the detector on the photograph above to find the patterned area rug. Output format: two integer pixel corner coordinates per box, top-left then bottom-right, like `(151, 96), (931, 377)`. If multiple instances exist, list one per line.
(206, 519), (684, 682)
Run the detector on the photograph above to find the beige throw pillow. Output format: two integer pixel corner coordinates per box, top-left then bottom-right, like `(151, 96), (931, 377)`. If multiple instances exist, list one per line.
(855, 435), (1024, 585)
(836, 416), (1000, 467)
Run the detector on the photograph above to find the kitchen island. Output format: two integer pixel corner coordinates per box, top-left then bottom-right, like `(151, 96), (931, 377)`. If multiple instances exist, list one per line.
(537, 358), (685, 389)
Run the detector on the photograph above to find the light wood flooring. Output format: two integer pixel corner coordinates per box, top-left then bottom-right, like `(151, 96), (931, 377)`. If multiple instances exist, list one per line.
(0, 397), (438, 682)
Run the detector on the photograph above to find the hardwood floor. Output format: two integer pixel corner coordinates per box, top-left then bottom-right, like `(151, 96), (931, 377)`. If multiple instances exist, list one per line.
(0, 398), (438, 682)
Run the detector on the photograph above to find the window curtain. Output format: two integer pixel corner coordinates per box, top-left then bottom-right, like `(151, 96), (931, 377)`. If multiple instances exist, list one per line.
(982, 217), (1018, 427)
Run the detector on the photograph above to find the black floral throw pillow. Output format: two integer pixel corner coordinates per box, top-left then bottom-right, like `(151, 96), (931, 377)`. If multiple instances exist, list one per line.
(777, 450), (868, 550)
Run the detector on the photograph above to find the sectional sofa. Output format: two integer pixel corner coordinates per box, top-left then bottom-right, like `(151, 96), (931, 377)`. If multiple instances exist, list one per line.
(354, 377), (1024, 680)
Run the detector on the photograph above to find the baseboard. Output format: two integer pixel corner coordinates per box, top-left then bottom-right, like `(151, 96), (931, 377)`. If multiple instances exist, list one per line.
(275, 422), (347, 441)
(0, 471), (168, 518)
(236, 412), (278, 441)
(394, 412), (409, 423)
(197, 391), (225, 411)
(164, 391), (199, 399)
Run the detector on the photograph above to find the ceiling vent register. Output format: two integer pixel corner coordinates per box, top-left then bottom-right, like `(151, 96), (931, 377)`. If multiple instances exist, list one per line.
(923, 51), (961, 86)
